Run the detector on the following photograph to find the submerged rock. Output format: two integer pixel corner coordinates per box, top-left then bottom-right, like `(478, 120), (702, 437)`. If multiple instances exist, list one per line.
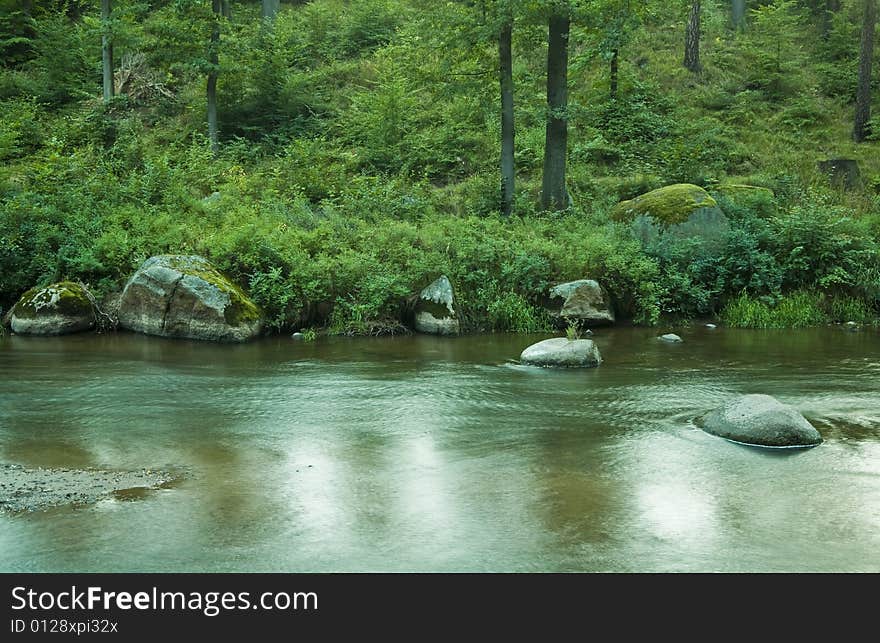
(414, 275), (460, 335)
(520, 337), (602, 368)
(545, 280), (614, 327)
(700, 394), (822, 448)
(10, 281), (96, 336)
(118, 255), (262, 342)
(659, 333), (682, 343)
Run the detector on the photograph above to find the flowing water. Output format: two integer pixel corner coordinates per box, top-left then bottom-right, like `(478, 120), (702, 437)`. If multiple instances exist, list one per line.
(1, 327), (879, 572)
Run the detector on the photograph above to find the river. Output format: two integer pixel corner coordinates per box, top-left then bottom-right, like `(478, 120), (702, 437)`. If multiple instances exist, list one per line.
(1, 327), (879, 571)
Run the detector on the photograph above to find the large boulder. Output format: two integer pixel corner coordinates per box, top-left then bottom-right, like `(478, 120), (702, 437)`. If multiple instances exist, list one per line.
(699, 394), (822, 448)
(118, 255), (262, 342)
(520, 337), (602, 368)
(545, 280), (614, 327)
(612, 183), (729, 247)
(10, 281), (96, 336)
(413, 275), (460, 335)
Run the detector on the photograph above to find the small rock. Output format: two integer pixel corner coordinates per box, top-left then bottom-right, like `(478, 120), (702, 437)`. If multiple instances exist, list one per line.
(845, 322), (859, 332)
(659, 333), (682, 343)
(705, 323), (717, 329)
(292, 332), (304, 340)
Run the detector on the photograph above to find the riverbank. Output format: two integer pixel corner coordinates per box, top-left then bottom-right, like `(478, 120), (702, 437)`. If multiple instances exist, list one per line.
(0, 463), (176, 513)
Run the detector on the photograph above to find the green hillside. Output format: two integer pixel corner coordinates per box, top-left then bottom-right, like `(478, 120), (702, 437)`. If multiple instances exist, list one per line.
(2, 0), (879, 333)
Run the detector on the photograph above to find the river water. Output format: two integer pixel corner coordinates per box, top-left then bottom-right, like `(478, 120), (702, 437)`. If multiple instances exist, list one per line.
(1, 327), (878, 572)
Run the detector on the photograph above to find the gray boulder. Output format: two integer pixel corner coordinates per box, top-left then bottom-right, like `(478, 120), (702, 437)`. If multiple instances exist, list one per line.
(10, 282), (96, 336)
(700, 394), (822, 448)
(414, 275), (460, 335)
(520, 337), (602, 368)
(659, 333), (682, 343)
(612, 183), (730, 249)
(546, 280), (614, 326)
(118, 255), (262, 342)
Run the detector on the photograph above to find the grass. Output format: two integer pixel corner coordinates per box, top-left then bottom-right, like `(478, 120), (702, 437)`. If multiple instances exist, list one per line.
(721, 291), (879, 329)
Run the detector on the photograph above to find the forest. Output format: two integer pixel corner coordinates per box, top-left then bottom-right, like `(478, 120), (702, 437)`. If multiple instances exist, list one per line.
(2, 0), (880, 335)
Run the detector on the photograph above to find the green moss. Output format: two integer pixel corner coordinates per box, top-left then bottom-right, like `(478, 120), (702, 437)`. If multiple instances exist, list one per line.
(611, 183), (718, 225)
(160, 256), (261, 327)
(12, 281), (93, 319)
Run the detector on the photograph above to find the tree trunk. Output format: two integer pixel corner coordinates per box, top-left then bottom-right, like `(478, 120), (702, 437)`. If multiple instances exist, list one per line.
(732, 0), (746, 30)
(541, 12), (570, 212)
(101, 0), (113, 103)
(499, 17), (515, 217)
(823, 0), (841, 39)
(610, 48), (619, 99)
(684, 1), (701, 73)
(208, 0), (221, 155)
(221, 0), (231, 19)
(262, 0), (280, 20)
(854, 0), (876, 142)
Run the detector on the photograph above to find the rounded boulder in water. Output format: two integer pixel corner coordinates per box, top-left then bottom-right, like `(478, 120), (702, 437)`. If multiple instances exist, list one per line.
(700, 394), (822, 448)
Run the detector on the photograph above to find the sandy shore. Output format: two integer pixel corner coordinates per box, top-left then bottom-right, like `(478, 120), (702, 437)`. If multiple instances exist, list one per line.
(0, 463), (176, 512)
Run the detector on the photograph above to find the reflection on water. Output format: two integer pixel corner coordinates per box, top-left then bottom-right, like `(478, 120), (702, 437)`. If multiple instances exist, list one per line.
(1, 327), (879, 571)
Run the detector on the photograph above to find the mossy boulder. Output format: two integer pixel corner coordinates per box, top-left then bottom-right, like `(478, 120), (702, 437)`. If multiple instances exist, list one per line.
(612, 183), (729, 247)
(612, 183), (719, 224)
(413, 275), (460, 336)
(118, 255), (262, 342)
(11, 282), (96, 336)
(545, 280), (614, 327)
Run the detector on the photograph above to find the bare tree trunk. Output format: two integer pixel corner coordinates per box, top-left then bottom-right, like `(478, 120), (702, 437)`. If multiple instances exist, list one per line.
(823, 0), (841, 39)
(262, 0), (280, 20)
(610, 48), (619, 99)
(854, 0), (876, 142)
(208, 0), (221, 155)
(101, 0), (114, 103)
(541, 11), (570, 212)
(499, 16), (515, 217)
(732, 0), (746, 30)
(684, 0), (701, 73)
(221, 0), (231, 19)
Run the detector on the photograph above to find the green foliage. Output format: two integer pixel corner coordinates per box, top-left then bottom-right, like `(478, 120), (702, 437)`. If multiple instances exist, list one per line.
(721, 291), (829, 329)
(564, 318), (580, 341)
(2, 0), (880, 335)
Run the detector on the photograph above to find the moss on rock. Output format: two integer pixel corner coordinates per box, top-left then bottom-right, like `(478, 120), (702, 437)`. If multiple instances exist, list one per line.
(160, 256), (262, 328)
(611, 183), (719, 225)
(12, 281), (94, 320)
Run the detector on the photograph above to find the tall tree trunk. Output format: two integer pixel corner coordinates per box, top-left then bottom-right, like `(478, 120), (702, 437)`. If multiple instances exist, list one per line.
(221, 0), (231, 19)
(610, 48), (619, 99)
(732, 0), (746, 30)
(262, 0), (280, 20)
(823, 0), (841, 39)
(684, 0), (701, 73)
(854, 0), (876, 142)
(208, 0), (221, 155)
(499, 16), (515, 217)
(101, 0), (113, 103)
(541, 12), (570, 212)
